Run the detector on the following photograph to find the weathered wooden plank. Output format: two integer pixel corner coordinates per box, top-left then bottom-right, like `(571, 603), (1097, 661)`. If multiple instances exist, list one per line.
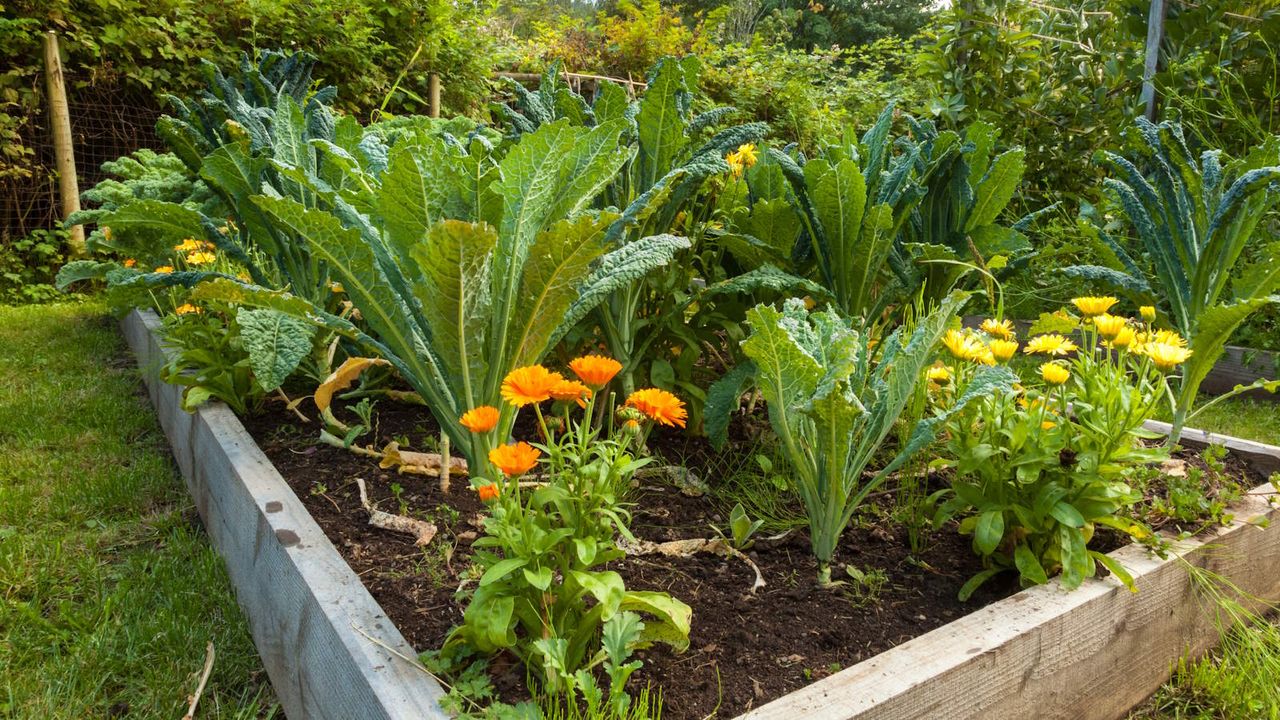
(122, 310), (448, 720)
(737, 428), (1280, 720)
(1196, 345), (1280, 400)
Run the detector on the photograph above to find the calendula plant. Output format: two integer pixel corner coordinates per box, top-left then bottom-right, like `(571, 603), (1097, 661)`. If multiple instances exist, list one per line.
(708, 291), (1014, 584)
(196, 117), (688, 468)
(930, 298), (1185, 598)
(444, 358), (691, 703)
(1064, 119), (1280, 443)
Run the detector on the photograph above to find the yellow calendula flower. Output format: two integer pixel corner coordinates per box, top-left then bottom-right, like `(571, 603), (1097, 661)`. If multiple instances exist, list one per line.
(174, 238), (203, 252)
(1151, 329), (1187, 347)
(1093, 313), (1127, 338)
(1040, 362), (1071, 385)
(1041, 420), (1057, 430)
(154, 265), (174, 274)
(942, 329), (990, 363)
(1072, 296), (1118, 316)
(174, 303), (202, 315)
(926, 364), (952, 385)
(1023, 333), (1078, 356)
(724, 143), (759, 179)
(185, 251), (216, 266)
(1140, 305), (1157, 321)
(1107, 325), (1137, 349)
(980, 318), (1016, 340)
(1141, 342), (1192, 371)
(988, 339), (1019, 362)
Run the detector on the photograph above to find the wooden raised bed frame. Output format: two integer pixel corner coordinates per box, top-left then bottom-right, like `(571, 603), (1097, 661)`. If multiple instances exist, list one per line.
(124, 309), (1280, 720)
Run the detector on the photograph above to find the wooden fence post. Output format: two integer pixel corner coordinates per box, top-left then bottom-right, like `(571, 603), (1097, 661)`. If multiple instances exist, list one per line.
(1140, 0), (1167, 121)
(428, 73), (440, 118)
(42, 31), (86, 256)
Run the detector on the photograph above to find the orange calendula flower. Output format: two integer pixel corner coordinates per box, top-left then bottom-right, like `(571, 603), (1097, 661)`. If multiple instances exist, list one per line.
(459, 406), (500, 433)
(489, 441), (541, 477)
(1040, 362), (1071, 385)
(476, 483), (500, 501)
(1071, 296), (1118, 317)
(1093, 313), (1127, 338)
(1023, 334), (1078, 356)
(122, 258), (137, 268)
(174, 303), (202, 316)
(988, 339), (1019, 362)
(569, 355), (622, 389)
(185, 250), (216, 266)
(154, 265), (174, 274)
(500, 365), (563, 407)
(549, 379), (592, 407)
(625, 388), (688, 428)
(980, 318), (1016, 340)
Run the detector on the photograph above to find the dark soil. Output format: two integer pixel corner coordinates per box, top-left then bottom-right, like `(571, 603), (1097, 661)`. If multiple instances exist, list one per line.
(238, 397), (1268, 718)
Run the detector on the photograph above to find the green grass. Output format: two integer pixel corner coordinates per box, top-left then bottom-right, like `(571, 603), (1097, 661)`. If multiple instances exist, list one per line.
(1158, 395), (1280, 447)
(0, 301), (274, 719)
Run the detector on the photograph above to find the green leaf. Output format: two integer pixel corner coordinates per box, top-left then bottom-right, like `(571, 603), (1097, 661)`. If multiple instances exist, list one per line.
(236, 308), (315, 392)
(522, 566), (553, 591)
(703, 361), (756, 450)
(966, 148), (1025, 231)
(55, 260), (119, 290)
(1014, 542), (1049, 585)
(636, 58), (691, 191)
(1091, 551), (1136, 593)
(619, 590), (692, 652)
(479, 557), (528, 587)
(97, 200), (206, 251)
(568, 570), (625, 620)
(1182, 298), (1274, 407)
(409, 220), (497, 404)
(975, 510), (1005, 555)
(1049, 501), (1085, 529)
(509, 215), (612, 368)
(958, 568), (1001, 602)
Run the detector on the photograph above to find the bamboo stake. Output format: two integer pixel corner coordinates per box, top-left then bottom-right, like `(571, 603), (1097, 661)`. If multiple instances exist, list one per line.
(42, 31), (85, 256)
(428, 73), (440, 118)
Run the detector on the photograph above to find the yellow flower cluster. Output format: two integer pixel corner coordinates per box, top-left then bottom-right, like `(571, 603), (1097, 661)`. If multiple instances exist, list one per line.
(725, 143), (759, 179)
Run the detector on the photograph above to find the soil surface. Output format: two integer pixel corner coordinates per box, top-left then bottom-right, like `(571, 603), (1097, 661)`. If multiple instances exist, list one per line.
(239, 396), (1268, 718)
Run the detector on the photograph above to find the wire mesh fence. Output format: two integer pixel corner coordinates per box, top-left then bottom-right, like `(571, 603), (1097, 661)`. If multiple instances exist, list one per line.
(1, 75), (165, 241)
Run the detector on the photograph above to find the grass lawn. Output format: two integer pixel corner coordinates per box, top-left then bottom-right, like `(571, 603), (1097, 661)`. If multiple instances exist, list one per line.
(1160, 395), (1280, 448)
(0, 301), (274, 718)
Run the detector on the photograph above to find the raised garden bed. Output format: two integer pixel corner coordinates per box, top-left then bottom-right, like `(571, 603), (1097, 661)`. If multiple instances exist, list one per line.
(126, 308), (1280, 719)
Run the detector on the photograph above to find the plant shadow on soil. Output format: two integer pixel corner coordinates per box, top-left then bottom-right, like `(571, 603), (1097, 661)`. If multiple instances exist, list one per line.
(239, 395), (1265, 719)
